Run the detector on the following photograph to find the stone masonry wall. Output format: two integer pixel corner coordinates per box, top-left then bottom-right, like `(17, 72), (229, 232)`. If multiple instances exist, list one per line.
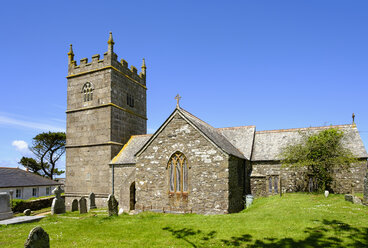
(228, 156), (245, 213)
(66, 45), (147, 209)
(136, 113), (232, 214)
(251, 160), (367, 195)
(112, 165), (136, 211)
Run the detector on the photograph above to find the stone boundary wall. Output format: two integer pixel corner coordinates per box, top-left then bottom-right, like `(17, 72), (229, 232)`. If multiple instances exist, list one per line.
(12, 196), (65, 213)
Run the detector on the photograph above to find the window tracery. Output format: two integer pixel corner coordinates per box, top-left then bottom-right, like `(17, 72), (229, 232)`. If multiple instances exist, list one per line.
(82, 82), (94, 102)
(168, 152), (188, 194)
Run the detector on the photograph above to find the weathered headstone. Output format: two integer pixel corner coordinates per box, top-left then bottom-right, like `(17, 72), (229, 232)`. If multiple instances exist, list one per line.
(0, 192), (13, 220)
(246, 194), (254, 208)
(107, 194), (118, 216)
(89, 192), (96, 210)
(364, 171), (368, 204)
(71, 199), (78, 212)
(79, 197), (87, 214)
(24, 209), (31, 216)
(24, 226), (49, 248)
(51, 186), (65, 215)
(345, 194), (354, 203)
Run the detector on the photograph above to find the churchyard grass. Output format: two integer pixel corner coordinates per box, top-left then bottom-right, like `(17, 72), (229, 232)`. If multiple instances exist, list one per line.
(0, 193), (367, 247)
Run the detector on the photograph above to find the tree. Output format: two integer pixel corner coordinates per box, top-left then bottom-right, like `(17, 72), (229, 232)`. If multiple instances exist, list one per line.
(19, 131), (66, 179)
(280, 128), (357, 192)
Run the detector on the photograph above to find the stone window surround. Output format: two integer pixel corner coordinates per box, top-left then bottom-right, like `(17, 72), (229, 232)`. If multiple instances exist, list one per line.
(81, 82), (94, 102)
(167, 151), (189, 195)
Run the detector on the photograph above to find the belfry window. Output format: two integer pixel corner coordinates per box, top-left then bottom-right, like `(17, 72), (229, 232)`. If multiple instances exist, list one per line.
(168, 152), (188, 193)
(127, 93), (134, 107)
(82, 82), (94, 102)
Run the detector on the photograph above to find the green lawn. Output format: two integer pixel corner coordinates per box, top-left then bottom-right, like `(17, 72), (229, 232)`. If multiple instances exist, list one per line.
(1, 193), (367, 247)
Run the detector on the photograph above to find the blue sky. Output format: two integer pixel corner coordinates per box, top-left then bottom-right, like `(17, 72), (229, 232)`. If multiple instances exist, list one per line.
(0, 1), (367, 174)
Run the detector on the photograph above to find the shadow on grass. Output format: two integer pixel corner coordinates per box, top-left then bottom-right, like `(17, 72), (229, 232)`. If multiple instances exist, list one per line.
(162, 219), (368, 247)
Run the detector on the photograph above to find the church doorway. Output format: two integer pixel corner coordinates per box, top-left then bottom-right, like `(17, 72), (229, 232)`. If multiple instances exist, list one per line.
(130, 182), (136, 210)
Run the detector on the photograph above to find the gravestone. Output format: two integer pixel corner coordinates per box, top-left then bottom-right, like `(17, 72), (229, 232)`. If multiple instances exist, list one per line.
(24, 226), (49, 248)
(364, 171), (368, 204)
(71, 199), (79, 212)
(0, 192), (13, 220)
(24, 209), (31, 216)
(79, 197), (87, 214)
(51, 186), (65, 214)
(107, 194), (118, 216)
(89, 192), (97, 210)
(345, 194), (354, 203)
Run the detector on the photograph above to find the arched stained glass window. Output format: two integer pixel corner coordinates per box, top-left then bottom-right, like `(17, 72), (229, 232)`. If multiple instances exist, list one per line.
(82, 82), (94, 102)
(168, 152), (188, 193)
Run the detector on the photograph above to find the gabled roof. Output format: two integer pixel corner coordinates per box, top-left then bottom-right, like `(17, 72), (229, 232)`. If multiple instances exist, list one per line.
(136, 107), (246, 159)
(179, 108), (246, 159)
(218, 126), (256, 160)
(251, 124), (368, 161)
(110, 134), (152, 165)
(0, 167), (62, 188)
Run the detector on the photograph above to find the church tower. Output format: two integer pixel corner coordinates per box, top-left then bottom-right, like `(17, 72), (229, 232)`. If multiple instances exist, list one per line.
(65, 33), (147, 207)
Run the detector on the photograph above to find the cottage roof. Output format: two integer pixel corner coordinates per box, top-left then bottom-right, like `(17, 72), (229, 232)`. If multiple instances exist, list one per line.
(0, 167), (62, 188)
(251, 124), (368, 161)
(110, 134), (152, 165)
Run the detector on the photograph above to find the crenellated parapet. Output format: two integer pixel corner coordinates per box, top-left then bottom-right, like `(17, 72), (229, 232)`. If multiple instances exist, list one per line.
(67, 32), (146, 87)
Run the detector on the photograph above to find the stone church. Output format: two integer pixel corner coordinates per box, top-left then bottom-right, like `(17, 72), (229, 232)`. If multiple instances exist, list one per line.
(65, 33), (368, 214)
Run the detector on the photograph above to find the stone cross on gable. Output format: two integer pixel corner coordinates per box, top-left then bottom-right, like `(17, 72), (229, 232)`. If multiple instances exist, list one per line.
(352, 113), (355, 124)
(175, 94), (181, 108)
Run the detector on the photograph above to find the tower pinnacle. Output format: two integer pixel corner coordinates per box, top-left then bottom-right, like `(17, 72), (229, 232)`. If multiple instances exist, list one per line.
(68, 44), (74, 64)
(107, 32), (114, 54)
(141, 58), (146, 76)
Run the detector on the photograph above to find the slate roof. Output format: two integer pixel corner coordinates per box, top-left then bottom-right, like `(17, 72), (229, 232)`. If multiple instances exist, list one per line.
(110, 134), (152, 165)
(179, 108), (245, 159)
(110, 107), (367, 164)
(218, 126), (256, 160)
(251, 124), (368, 161)
(0, 167), (62, 188)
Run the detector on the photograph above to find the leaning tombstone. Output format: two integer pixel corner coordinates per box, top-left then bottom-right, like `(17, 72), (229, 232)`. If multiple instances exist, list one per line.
(79, 197), (87, 214)
(107, 194), (118, 216)
(24, 226), (49, 248)
(89, 192), (97, 210)
(71, 199), (79, 212)
(51, 186), (65, 214)
(24, 209), (31, 216)
(0, 192), (13, 220)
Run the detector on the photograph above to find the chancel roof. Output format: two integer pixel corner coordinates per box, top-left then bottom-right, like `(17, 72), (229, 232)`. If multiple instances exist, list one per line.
(251, 124), (368, 161)
(0, 167), (62, 188)
(218, 126), (256, 160)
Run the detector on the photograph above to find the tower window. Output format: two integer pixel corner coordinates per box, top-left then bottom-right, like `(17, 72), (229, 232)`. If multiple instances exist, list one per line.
(127, 93), (135, 107)
(82, 82), (94, 102)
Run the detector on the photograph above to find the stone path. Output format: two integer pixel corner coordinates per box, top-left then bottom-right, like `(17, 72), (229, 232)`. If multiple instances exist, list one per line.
(0, 216), (45, 225)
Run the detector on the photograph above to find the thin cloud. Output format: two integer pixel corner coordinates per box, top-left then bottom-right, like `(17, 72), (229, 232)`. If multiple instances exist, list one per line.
(12, 140), (28, 152)
(0, 115), (65, 132)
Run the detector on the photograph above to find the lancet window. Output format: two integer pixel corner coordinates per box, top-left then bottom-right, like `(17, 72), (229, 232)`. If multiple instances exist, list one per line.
(168, 152), (188, 194)
(82, 82), (94, 102)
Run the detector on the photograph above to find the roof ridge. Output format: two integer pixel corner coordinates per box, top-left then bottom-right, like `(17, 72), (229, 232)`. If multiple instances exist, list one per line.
(256, 124), (353, 134)
(217, 125), (256, 130)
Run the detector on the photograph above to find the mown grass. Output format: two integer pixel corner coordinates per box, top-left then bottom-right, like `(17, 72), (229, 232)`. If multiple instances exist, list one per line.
(0, 193), (367, 247)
